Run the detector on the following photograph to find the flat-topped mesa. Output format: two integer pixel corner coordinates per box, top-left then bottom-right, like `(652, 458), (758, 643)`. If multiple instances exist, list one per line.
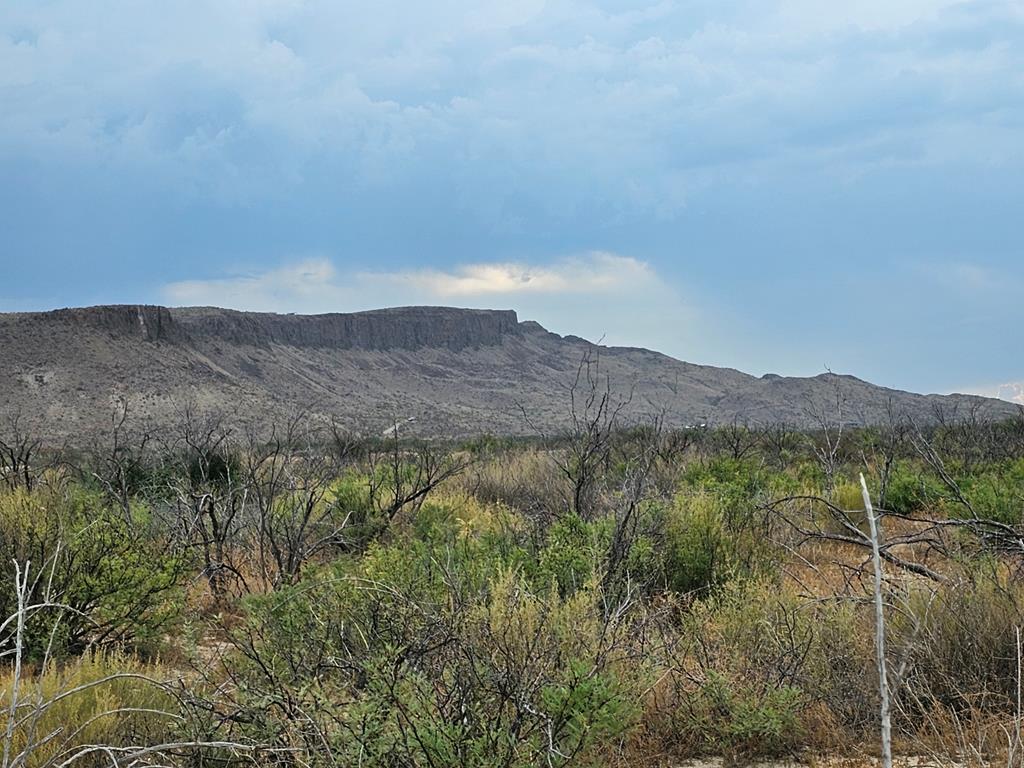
(1, 302), (1018, 446)
(38, 305), (523, 351)
(174, 306), (523, 351)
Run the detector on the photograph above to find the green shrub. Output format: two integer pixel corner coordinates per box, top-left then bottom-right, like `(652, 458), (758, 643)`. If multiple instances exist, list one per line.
(219, 560), (646, 767)
(536, 512), (606, 596)
(0, 486), (183, 659)
(957, 464), (1024, 525)
(659, 492), (774, 596)
(653, 579), (843, 758)
(682, 457), (767, 500)
(682, 672), (803, 758)
(328, 470), (386, 548)
(885, 463), (947, 515)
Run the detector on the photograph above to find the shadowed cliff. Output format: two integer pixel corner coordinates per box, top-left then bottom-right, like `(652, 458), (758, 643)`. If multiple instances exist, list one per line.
(42, 305), (522, 350)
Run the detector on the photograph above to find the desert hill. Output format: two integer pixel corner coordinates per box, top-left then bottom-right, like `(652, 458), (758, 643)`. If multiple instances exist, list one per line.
(0, 304), (1015, 443)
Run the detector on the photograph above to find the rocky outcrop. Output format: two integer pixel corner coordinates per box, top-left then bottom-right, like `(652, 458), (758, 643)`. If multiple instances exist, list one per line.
(47, 305), (181, 342)
(17, 305), (523, 351)
(172, 306), (522, 351)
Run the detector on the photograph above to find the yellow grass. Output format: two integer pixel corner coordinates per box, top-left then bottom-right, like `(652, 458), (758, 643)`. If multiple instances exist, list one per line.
(0, 650), (178, 768)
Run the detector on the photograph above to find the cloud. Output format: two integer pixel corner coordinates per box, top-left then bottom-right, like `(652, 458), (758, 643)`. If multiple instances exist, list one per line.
(164, 253), (659, 307)
(167, 259), (341, 309)
(3, 0), (1023, 396)
(4, 0), (1024, 212)
(957, 381), (1024, 405)
(162, 252), (704, 356)
(383, 254), (655, 296)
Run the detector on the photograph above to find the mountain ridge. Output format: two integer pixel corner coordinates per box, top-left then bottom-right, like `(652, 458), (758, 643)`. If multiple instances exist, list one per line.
(0, 304), (1015, 442)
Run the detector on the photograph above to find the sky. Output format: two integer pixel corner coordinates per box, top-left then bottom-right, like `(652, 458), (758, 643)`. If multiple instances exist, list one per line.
(1, 0), (1022, 401)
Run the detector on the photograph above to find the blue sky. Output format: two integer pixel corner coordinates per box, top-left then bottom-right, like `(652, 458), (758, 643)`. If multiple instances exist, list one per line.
(1, 0), (1021, 400)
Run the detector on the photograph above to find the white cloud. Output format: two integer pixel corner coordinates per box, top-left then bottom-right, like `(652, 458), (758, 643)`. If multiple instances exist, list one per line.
(164, 253), (658, 307)
(383, 253), (655, 296)
(162, 252), (705, 356)
(4, 0), (1023, 212)
(956, 381), (1024, 405)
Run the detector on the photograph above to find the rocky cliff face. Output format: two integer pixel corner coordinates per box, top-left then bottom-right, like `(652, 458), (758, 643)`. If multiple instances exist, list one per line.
(47, 305), (182, 342)
(172, 306), (522, 350)
(22, 305), (523, 351)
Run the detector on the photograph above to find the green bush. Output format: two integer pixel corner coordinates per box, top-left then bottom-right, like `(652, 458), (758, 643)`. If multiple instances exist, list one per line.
(218, 552), (646, 767)
(885, 463), (947, 515)
(682, 457), (767, 500)
(957, 463), (1024, 525)
(682, 672), (803, 758)
(0, 486), (183, 659)
(660, 492), (773, 596)
(328, 470), (386, 548)
(536, 512), (606, 596)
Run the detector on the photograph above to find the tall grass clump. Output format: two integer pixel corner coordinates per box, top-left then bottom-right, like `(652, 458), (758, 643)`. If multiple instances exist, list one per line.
(0, 650), (179, 768)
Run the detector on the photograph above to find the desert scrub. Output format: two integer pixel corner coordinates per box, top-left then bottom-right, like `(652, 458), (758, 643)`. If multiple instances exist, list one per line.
(213, 545), (649, 766)
(0, 486), (184, 659)
(952, 459), (1024, 524)
(882, 462), (948, 515)
(1, 417), (1022, 765)
(0, 650), (179, 768)
(652, 580), (824, 759)
(658, 491), (777, 596)
(462, 448), (567, 519)
(890, 562), (1024, 718)
(681, 672), (803, 759)
(326, 470), (386, 548)
(536, 511), (610, 596)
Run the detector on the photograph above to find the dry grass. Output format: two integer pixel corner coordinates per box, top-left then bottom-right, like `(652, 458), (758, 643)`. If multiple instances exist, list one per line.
(0, 650), (179, 768)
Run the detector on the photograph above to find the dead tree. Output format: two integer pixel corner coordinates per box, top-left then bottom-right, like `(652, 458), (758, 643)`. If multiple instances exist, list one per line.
(804, 374), (848, 493)
(552, 349), (631, 520)
(861, 474), (893, 768)
(602, 415), (664, 602)
(657, 426), (702, 465)
(861, 399), (909, 511)
(765, 493), (947, 585)
(758, 422), (800, 470)
(713, 417), (759, 461)
(163, 407), (249, 599)
(0, 413), (43, 492)
(367, 433), (469, 526)
(86, 397), (152, 520)
(245, 413), (354, 586)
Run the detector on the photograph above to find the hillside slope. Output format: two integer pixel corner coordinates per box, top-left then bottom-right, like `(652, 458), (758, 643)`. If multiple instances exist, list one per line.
(0, 304), (1015, 442)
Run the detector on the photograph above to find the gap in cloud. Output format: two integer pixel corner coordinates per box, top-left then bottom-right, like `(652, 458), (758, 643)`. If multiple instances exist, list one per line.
(161, 252), (709, 362)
